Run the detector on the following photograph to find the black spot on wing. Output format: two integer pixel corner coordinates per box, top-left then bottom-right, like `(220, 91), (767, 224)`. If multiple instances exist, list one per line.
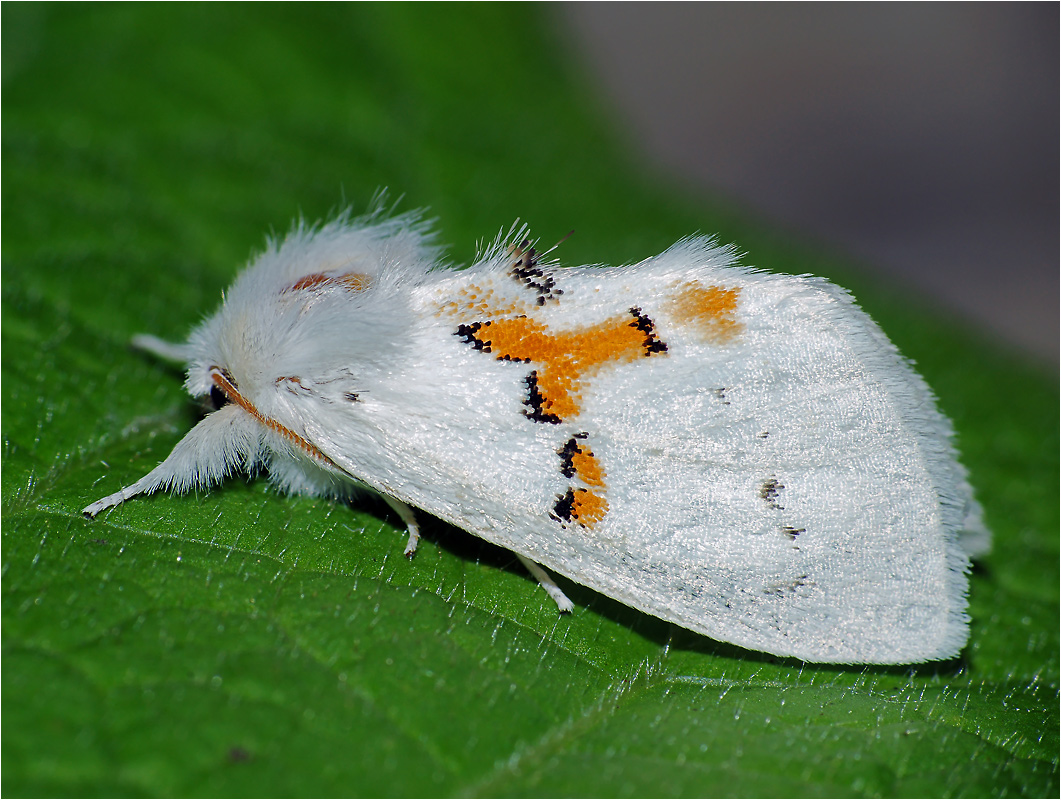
(510, 239), (563, 305)
(557, 433), (590, 478)
(759, 476), (784, 510)
(456, 321), (490, 352)
(763, 574), (812, 597)
(628, 307), (668, 355)
(523, 371), (561, 424)
(550, 487), (576, 524)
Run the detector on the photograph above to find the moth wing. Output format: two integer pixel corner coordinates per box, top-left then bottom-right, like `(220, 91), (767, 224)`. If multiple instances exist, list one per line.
(574, 260), (977, 664)
(302, 240), (978, 664)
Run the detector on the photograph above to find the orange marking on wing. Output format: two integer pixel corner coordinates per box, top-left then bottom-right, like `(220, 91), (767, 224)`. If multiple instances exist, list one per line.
(437, 283), (530, 319)
(555, 436), (608, 524)
(669, 283), (742, 343)
(210, 369), (334, 466)
(569, 440), (606, 487)
(571, 489), (608, 527)
(474, 312), (663, 420)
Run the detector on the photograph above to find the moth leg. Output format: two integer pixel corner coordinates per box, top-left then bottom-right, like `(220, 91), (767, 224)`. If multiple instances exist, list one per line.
(382, 496), (420, 557)
(516, 554), (574, 614)
(130, 333), (190, 364)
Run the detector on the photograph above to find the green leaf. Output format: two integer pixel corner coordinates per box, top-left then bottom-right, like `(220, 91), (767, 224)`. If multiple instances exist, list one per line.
(3, 4), (1056, 797)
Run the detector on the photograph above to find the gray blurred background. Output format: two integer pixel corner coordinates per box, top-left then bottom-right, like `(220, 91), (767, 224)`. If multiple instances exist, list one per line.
(558, 4), (1058, 366)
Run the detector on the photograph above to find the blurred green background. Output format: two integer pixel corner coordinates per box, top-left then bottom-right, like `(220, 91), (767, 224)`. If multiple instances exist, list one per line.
(3, 4), (1056, 797)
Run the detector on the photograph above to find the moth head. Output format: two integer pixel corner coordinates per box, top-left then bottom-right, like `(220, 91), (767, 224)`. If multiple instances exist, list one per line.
(182, 209), (442, 410)
(85, 208), (441, 517)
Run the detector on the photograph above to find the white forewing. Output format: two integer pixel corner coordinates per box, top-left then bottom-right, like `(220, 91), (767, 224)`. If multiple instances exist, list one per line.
(301, 238), (982, 663)
(85, 213), (987, 664)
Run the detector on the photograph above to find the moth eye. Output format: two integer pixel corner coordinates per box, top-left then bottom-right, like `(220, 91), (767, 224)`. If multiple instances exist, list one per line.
(208, 384), (230, 411)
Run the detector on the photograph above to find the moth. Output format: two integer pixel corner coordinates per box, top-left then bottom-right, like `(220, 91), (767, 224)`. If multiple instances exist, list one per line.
(84, 208), (989, 664)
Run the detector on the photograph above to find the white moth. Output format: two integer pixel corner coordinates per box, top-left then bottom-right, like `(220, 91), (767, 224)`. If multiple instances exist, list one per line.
(84, 208), (989, 664)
